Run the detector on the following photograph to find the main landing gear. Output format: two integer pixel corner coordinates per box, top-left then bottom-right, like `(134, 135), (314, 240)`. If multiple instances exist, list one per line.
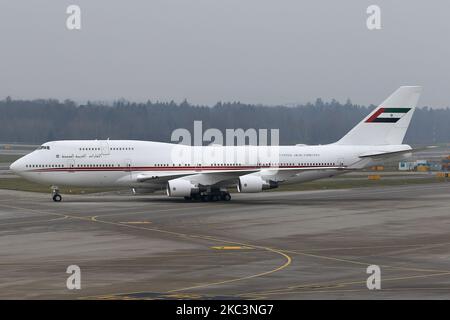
(51, 186), (62, 202)
(184, 191), (231, 202)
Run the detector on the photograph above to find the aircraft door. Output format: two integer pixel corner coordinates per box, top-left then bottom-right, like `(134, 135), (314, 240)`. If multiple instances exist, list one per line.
(122, 158), (132, 173)
(66, 159), (75, 171)
(100, 141), (110, 155)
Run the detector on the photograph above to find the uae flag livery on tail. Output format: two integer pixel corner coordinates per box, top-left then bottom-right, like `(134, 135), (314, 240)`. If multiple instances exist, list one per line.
(365, 107), (411, 123)
(336, 86), (422, 145)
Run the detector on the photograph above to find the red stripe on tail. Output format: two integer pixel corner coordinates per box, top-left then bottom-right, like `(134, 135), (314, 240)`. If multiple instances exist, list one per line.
(365, 107), (385, 123)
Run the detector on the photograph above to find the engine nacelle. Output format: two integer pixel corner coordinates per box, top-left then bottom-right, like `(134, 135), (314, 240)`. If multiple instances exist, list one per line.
(166, 179), (198, 197)
(237, 176), (278, 193)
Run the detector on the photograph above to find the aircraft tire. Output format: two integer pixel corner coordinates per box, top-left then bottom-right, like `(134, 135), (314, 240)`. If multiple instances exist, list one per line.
(222, 193), (231, 201)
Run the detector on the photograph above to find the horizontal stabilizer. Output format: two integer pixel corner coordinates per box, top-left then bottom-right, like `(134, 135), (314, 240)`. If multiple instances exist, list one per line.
(359, 146), (437, 160)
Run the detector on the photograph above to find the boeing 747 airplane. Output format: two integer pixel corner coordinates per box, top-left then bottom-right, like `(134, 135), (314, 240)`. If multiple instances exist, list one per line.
(10, 86), (422, 202)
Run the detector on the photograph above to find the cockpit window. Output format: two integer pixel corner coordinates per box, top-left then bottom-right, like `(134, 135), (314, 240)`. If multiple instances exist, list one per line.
(37, 145), (50, 150)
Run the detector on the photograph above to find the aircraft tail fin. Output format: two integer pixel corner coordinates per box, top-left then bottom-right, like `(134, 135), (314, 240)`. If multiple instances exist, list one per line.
(335, 86), (422, 145)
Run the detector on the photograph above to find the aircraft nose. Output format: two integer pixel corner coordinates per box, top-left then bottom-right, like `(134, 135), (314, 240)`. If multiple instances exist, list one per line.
(10, 156), (29, 176)
(9, 160), (19, 173)
(9, 157), (25, 174)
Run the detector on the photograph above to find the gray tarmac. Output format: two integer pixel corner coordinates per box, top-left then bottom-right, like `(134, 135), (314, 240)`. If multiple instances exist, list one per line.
(0, 183), (450, 299)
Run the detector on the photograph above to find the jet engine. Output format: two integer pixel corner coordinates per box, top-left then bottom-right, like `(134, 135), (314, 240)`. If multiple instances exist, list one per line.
(166, 179), (199, 197)
(237, 176), (278, 193)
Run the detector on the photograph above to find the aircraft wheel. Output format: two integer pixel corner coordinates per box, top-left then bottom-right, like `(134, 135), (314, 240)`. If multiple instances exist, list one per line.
(184, 196), (192, 201)
(52, 194), (62, 202)
(222, 193), (231, 201)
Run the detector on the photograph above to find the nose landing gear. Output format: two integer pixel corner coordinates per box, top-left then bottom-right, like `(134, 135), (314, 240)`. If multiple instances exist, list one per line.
(51, 186), (62, 202)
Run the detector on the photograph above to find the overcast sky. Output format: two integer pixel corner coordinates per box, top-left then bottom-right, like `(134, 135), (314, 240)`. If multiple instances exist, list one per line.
(0, 0), (449, 107)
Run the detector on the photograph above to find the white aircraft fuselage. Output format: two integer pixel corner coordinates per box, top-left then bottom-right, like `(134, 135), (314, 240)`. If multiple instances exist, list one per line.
(10, 140), (410, 188)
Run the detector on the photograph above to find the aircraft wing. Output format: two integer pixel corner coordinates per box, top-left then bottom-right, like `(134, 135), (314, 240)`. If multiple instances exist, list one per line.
(135, 169), (260, 183)
(135, 166), (344, 185)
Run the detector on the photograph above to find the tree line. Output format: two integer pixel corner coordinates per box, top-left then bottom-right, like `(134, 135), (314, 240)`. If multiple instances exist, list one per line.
(0, 97), (448, 145)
